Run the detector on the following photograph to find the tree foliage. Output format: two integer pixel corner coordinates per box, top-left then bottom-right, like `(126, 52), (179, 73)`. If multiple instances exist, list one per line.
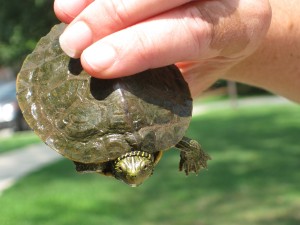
(0, 0), (58, 70)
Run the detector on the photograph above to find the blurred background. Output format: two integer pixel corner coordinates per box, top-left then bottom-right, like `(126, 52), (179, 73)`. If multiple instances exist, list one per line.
(1, 1), (300, 225)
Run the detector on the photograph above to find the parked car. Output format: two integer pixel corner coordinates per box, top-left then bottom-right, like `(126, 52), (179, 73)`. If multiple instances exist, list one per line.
(0, 81), (30, 131)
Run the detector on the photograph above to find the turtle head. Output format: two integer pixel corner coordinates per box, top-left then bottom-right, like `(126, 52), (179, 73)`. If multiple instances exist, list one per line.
(113, 151), (162, 187)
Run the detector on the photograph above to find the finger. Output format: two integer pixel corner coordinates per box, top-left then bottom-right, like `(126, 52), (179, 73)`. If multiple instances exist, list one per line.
(80, 4), (213, 78)
(59, 0), (194, 58)
(54, 0), (94, 23)
(80, 0), (271, 79)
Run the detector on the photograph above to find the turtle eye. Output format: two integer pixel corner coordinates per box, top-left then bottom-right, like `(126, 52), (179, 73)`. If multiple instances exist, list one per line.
(116, 166), (123, 172)
(142, 164), (149, 170)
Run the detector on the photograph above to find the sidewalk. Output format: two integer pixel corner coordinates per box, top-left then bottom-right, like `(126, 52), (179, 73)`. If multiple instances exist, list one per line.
(0, 143), (62, 193)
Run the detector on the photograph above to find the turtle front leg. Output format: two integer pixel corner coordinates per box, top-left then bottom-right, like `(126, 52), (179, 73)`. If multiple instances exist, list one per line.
(175, 136), (211, 175)
(73, 161), (113, 176)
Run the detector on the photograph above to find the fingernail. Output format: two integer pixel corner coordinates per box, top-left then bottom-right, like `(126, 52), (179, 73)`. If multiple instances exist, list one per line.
(82, 44), (116, 73)
(59, 21), (92, 58)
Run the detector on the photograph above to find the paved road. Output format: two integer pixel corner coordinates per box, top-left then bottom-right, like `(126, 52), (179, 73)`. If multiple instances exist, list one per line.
(0, 143), (61, 193)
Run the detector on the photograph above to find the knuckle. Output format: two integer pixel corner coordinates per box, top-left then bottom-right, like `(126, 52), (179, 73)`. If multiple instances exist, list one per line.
(106, 0), (130, 26)
(130, 28), (157, 68)
(179, 5), (213, 57)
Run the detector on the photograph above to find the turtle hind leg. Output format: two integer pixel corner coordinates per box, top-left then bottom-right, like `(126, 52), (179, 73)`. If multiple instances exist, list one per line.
(175, 136), (211, 175)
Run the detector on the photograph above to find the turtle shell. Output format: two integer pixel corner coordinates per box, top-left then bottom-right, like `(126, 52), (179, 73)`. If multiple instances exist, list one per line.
(17, 23), (193, 164)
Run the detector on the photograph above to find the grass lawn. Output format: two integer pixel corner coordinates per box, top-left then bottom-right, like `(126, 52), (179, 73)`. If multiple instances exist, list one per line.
(0, 131), (41, 153)
(0, 105), (299, 225)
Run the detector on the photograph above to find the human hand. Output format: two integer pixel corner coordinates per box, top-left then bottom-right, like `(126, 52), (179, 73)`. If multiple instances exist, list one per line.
(54, 0), (271, 97)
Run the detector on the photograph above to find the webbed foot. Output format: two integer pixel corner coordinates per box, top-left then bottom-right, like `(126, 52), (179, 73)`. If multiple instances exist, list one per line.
(175, 137), (211, 175)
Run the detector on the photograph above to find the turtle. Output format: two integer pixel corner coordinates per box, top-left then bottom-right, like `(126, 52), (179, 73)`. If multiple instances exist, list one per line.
(17, 23), (211, 187)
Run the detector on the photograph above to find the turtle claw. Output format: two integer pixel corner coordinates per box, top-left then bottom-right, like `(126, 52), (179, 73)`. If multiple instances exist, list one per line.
(179, 153), (207, 175)
(176, 137), (211, 176)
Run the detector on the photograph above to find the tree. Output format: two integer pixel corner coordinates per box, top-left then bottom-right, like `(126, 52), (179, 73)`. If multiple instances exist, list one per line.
(0, 0), (58, 71)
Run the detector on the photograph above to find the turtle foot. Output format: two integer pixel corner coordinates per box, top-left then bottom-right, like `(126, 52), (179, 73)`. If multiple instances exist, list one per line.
(176, 137), (211, 175)
(73, 161), (112, 176)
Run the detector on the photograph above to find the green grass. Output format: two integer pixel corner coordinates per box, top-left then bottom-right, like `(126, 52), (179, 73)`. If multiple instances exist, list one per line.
(194, 94), (228, 104)
(0, 131), (41, 153)
(0, 105), (300, 225)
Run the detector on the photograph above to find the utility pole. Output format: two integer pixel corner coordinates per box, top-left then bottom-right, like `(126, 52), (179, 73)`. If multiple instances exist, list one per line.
(227, 81), (238, 109)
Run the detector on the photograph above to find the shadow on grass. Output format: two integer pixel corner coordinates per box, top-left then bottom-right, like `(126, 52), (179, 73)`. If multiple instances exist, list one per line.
(1, 106), (300, 225)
